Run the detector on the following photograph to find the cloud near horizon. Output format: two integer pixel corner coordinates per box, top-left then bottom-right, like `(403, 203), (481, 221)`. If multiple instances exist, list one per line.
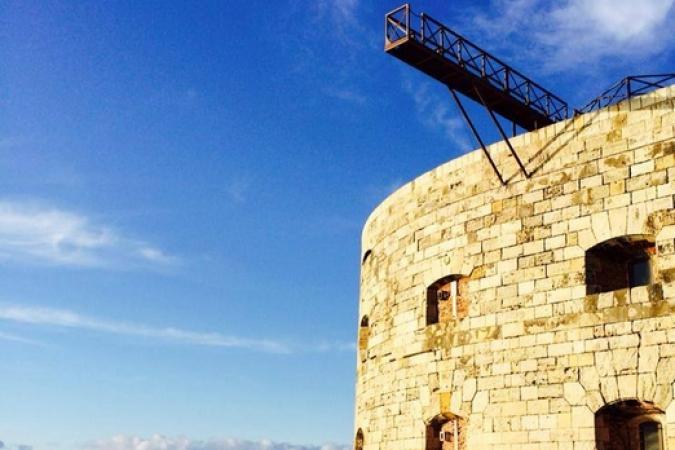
(83, 435), (350, 450)
(0, 200), (176, 269)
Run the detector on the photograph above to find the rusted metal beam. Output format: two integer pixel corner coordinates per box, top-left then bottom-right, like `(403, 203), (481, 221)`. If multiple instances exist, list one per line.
(385, 4), (569, 130)
(471, 84), (530, 179)
(449, 88), (506, 186)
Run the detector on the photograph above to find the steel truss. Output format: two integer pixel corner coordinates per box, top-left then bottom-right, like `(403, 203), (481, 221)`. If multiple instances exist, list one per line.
(578, 74), (675, 113)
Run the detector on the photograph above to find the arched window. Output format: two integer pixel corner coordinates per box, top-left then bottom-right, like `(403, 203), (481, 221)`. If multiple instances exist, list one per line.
(427, 275), (469, 325)
(354, 428), (364, 450)
(358, 315), (370, 362)
(595, 400), (665, 450)
(426, 415), (466, 450)
(586, 235), (655, 295)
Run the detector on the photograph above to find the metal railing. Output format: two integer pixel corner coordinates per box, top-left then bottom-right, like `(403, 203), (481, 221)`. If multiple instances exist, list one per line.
(577, 74), (675, 113)
(385, 4), (569, 123)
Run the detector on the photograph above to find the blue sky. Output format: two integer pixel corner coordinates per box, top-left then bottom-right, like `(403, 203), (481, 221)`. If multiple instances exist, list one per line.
(0, 0), (673, 449)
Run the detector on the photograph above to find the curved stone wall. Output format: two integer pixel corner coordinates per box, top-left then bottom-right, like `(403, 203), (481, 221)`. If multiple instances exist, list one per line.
(355, 86), (675, 449)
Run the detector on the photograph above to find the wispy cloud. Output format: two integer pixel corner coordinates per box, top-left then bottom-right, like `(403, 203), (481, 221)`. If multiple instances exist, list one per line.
(0, 304), (355, 355)
(0, 200), (176, 269)
(0, 330), (42, 346)
(83, 435), (349, 450)
(470, 0), (675, 72)
(0, 442), (32, 450)
(330, 0), (358, 21)
(137, 247), (175, 265)
(224, 177), (250, 204)
(322, 87), (367, 105)
(311, 0), (361, 46)
(0, 305), (289, 354)
(284, 0), (372, 106)
(401, 78), (471, 150)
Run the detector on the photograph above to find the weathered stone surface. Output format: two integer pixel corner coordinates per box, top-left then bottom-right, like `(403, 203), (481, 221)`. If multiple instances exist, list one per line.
(355, 86), (675, 449)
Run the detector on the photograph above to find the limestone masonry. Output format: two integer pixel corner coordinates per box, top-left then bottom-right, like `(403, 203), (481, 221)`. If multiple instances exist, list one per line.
(355, 85), (675, 450)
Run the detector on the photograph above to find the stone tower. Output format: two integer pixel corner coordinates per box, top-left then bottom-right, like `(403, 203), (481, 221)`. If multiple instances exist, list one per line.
(355, 85), (675, 449)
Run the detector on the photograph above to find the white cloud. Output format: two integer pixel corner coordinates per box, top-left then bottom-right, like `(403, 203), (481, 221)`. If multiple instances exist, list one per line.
(83, 435), (350, 450)
(471, 0), (539, 38)
(541, 0), (675, 70)
(0, 330), (42, 346)
(137, 247), (176, 265)
(0, 200), (176, 269)
(282, 0), (375, 107)
(330, 0), (359, 20)
(313, 0), (360, 41)
(322, 87), (367, 105)
(402, 79), (471, 150)
(549, 0), (674, 41)
(470, 0), (675, 71)
(0, 305), (289, 354)
(0, 304), (355, 355)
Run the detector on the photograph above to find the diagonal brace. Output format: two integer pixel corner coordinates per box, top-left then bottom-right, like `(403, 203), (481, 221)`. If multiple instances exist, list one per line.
(471, 84), (531, 178)
(449, 88), (506, 186)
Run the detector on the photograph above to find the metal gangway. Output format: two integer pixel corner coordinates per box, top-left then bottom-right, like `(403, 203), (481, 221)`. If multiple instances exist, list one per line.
(385, 4), (569, 132)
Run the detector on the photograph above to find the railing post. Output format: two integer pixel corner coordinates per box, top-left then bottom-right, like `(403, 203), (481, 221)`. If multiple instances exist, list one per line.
(384, 10), (388, 45)
(440, 27), (445, 53)
(626, 77), (632, 98)
(405, 3), (410, 38)
(420, 12), (425, 42)
(525, 81), (530, 105)
(455, 36), (461, 64)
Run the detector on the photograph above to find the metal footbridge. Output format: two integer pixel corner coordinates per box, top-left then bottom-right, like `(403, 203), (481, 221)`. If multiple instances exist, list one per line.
(384, 4), (674, 185)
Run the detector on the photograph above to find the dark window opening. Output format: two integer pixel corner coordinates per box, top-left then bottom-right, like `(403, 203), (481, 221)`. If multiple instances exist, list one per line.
(354, 428), (364, 450)
(358, 315), (370, 362)
(586, 236), (655, 295)
(362, 250), (372, 265)
(426, 416), (466, 450)
(596, 400), (665, 450)
(640, 421), (662, 450)
(427, 275), (469, 325)
(630, 259), (652, 287)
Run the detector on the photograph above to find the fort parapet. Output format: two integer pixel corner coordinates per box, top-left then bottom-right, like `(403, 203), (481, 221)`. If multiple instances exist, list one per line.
(355, 85), (675, 450)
